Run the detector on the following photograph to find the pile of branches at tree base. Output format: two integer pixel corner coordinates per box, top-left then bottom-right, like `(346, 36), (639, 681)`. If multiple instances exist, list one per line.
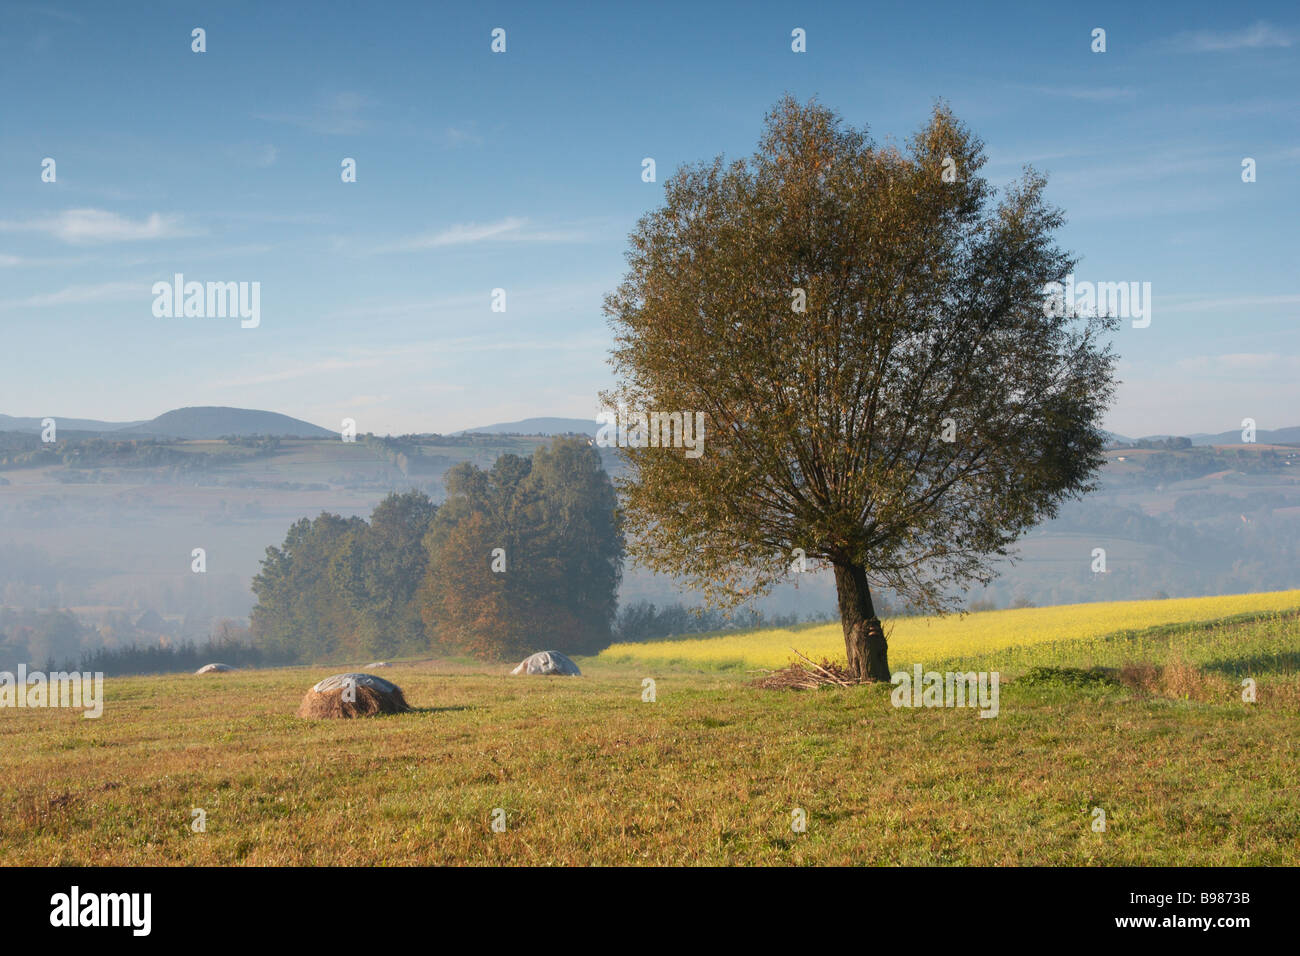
(752, 649), (872, 690)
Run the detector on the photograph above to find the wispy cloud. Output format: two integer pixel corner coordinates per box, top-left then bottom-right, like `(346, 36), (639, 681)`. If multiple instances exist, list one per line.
(215, 358), (384, 388)
(225, 143), (279, 168)
(371, 217), (589, 254)
(0, 250), (100, 269)
(269, 336), (607, 378)
(116, 242), (279, 267)
(412, 217), (531, 247)
(1176, 352), (1300, 377)
(1019, 85), (1136, 102)
(209, 210), (333, 226)
(1048, 146), (1229, 190)
(444, 126), (483, 147)
(255, 91), (369, 135)
(322, 292), (495, 321)
(0, 209), (197, 244)
(321, 281), (613, 322)
(0, 280), (141, 310)
(353, 333), (609, 358)
(1167, 21), (1295, 52)
(1160, 294), (1300, 314)
(6, 4), (86, 25)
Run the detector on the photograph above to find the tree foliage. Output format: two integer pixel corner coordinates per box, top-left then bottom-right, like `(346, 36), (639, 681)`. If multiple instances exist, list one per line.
(421, 437), (624, 660)
(250, 439), (623, 663)
(603, 96), (1117, 679)
(249, 511), (371, 661)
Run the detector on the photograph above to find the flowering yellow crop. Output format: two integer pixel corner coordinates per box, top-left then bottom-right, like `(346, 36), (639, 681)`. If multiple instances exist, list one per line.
(599, 589), (1300, 669)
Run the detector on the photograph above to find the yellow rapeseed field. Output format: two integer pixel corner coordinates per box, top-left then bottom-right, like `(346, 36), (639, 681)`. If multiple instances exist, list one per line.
(599, 589), (1300, 669)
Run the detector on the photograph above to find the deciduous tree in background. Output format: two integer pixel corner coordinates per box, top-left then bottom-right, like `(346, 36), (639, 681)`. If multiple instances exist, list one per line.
(330, 490), (438, 658)
(419, 437), (623, 660)
(250, 512), (367, 661)
(604, 96), (1117, 681)
(252, 441), (622, 663)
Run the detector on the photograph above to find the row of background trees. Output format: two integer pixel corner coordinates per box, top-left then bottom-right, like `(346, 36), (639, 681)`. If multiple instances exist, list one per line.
(249, 437), (625, 662)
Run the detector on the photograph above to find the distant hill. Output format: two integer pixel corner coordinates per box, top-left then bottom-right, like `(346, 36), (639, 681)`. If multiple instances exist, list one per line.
(0, 414), (147, 433)
(4, 406), (1294, 445)
(0, 406), (334, 439)
(1103, 426), (1300, 448)
(1190, 426), (1300, 446)
(455, 417), (600, 437)
(125, 407), (335, 439)
(1114, 428), (1300, 447)
(460, 420), (1300, 445)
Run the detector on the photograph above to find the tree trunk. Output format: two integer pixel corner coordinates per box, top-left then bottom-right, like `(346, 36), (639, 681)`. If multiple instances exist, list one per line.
(833, 560), (890, 682)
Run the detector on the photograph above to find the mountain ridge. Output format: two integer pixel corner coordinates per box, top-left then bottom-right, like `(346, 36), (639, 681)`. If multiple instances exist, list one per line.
(3, 409), (1297, 445)
(0, 406), (334, 439)
(453, 416), (599, 436)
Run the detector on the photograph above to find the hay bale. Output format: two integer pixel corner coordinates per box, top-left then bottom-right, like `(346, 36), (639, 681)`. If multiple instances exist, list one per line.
(195, 662), (236, 674)
(511, 650), (581, 676)
(297, 672), (411, 719)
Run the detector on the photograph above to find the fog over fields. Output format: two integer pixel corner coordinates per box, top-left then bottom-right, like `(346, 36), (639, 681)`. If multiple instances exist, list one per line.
(2, 406), (1298, 662)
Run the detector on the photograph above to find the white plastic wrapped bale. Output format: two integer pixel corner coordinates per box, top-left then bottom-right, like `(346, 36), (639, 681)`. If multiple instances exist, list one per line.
(511, 650), (582, 676)
(310, 672), (400, 694)
(194, 662), (235, 674)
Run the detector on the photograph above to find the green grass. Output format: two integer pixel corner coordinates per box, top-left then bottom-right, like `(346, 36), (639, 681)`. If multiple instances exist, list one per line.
(943, 609), (1300, 677)
(2, 613), (1297, 866)
(599, 589), (1300, 670)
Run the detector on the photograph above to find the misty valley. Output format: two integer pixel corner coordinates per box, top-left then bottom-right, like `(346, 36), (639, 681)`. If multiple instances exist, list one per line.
(2, 416), (1298, 672)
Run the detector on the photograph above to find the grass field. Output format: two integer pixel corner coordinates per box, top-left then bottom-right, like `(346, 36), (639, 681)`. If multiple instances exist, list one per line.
(600, 589), (1300, 670)
(2, 605), (1298, 865)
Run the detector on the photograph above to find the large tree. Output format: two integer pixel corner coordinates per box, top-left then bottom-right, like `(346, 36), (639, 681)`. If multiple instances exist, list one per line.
(603, 97), (1117, 681)
(329, 490), (438, 658)
(420, 437), (624, 660)
(250, 491), (437, 661)
(250, 512), (367, 661)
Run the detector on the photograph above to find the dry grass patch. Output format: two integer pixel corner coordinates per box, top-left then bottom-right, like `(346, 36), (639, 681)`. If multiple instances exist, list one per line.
(1119, 657), (1234, 702)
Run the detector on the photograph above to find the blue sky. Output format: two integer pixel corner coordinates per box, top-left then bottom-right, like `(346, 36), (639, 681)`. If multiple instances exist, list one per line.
(1, 0), (1296, 437)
